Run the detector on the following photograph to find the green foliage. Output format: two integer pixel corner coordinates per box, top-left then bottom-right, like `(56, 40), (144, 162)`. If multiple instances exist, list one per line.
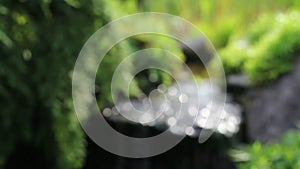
(246, 14), (276, 43)
(0, 0), (112, 168)
(0, 1), (182, 168)
(218, 40), (249, 74)
(245, 11), (300, 84)
(200, 16), (242, 49)
(220, 11), (300, 85)
(234, 130), (300, 169)
(1, 0), (299, 168)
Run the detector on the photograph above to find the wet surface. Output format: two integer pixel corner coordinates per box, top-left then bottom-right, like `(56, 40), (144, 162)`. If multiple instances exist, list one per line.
(102, 80), (242, 139)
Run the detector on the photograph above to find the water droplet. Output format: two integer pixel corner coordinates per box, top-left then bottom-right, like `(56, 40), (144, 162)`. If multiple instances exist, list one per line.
(167, 117), (177, 126)
(149, 73), (158, 82)
(185, 127), (195, 136)
(188, 106), (198, 116)
(139, 113), (154, 124)
(102, 108), (112, 117)
(197, 118), (206, 127)
(217, 124), (227, 134)
(168, 87), (178, 96)
(178, 94), (188, 103)
(227, 121), (238, 133)
(157, 84), (166, 92)
(200, 107), (210, 118)
(23, 49), (32, 61)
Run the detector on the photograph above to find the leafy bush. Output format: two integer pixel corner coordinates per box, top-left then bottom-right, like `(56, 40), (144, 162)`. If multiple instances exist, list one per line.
(232, 130), (300, 169)
(246, 14), (276, 43)
(218, 39), (249, 74)
(0, 0), (146, 168)
(245, 11), (300, 84)
(220, 11), (300, 85)
(0, 1), (104, 168)
(0, 1), (183, 168)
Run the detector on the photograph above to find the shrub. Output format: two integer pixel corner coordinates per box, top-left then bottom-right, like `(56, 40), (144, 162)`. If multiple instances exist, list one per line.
(232, 130), (300, 169)
(0, 1), (182, 168)
(220, 11), (300, 85)
(0, 0), (135, 168)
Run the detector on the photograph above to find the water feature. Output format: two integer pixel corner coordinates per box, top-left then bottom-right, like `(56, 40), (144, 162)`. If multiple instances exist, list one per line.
(102, 79), (242, 140)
